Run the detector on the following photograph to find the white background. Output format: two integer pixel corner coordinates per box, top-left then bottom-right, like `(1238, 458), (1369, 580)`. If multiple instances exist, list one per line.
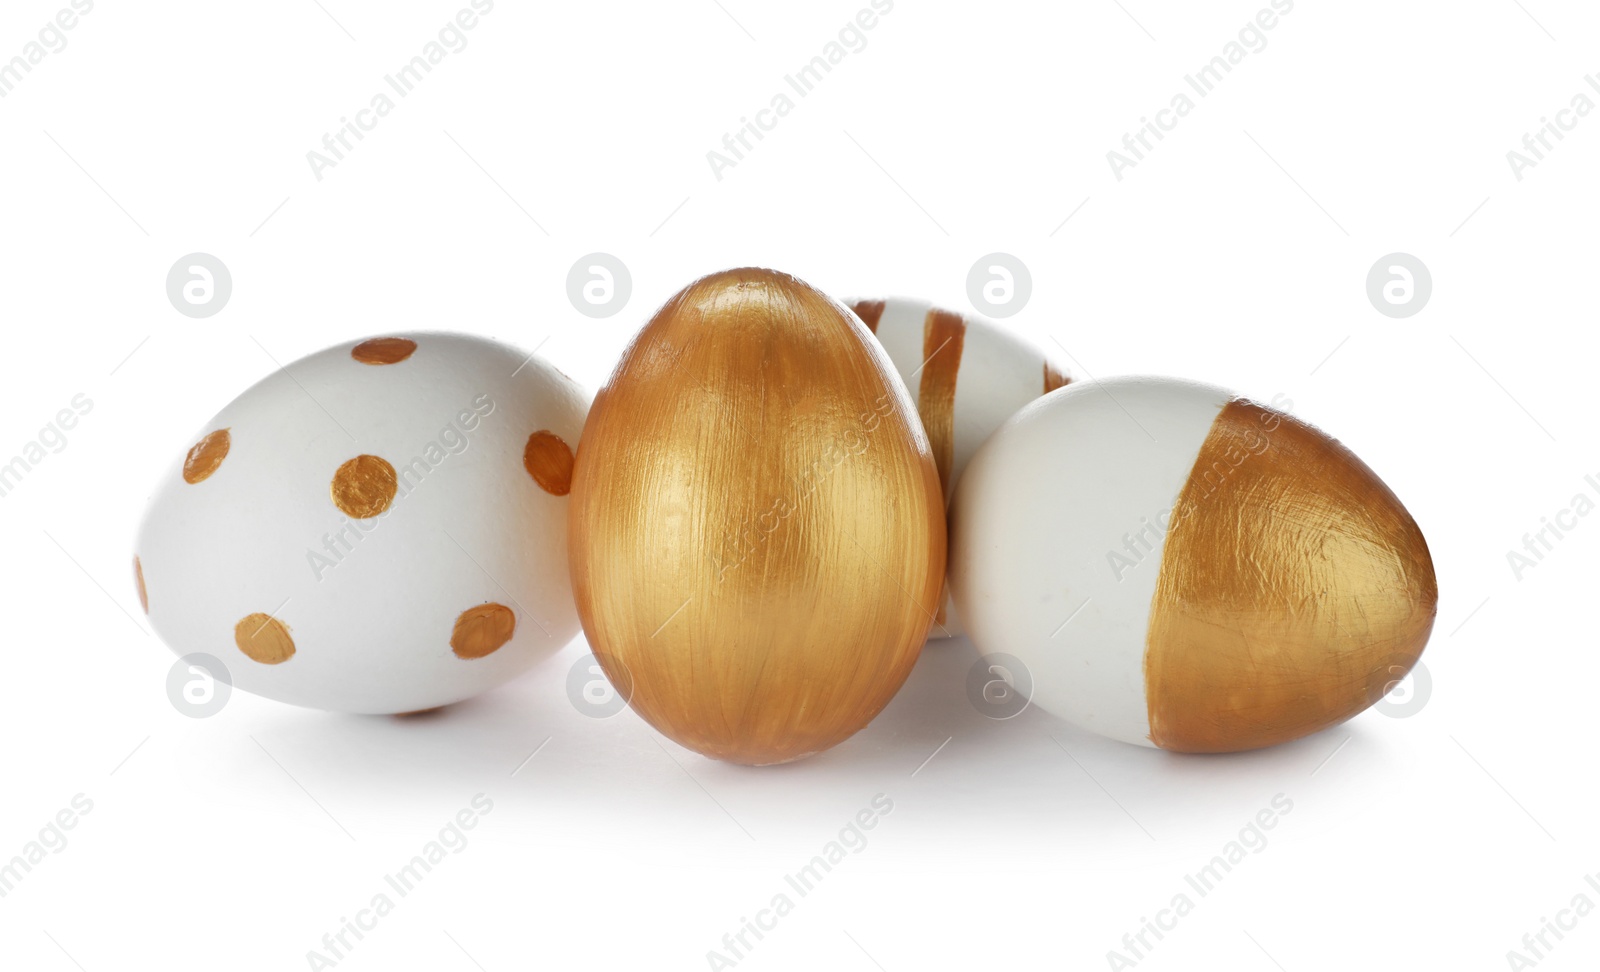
(1, 1), (1596, 969)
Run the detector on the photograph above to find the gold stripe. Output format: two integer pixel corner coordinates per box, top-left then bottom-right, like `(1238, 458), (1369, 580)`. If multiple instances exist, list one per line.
(850, 300), (886, 334)
(1143, 400), (1437, 752)
(918, 309), (965, 626)
(917, 309), (966, 496)
(1044, 361), (1071, 395)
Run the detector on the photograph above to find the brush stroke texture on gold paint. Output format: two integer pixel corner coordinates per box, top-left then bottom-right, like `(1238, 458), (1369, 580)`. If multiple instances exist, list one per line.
(1143, 400), (1437, 753)
(568, 268), (945, 765)
(917, 309), (965, 627)
(523, 430), (575, 495)
(331, 455), (398, 518)
(849, 299), (886, 334)
(917, 309), (966, 496)
(235, 613), (296, 665)
(451, 603), (516, 659)
(183, 429), (230, 484)
(351, 337), (418, 365)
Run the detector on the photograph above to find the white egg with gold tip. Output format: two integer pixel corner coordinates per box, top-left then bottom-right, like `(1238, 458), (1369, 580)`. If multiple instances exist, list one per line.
(134, 332), (590, 714)
(948, 376), (1438, 752)
(845, 297), (1069, 637)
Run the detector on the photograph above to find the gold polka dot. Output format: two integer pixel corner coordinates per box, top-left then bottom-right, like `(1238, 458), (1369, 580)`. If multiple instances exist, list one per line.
(331, 455), (398, 518)
(133, 556), (148, 614)
(351, 337), (417, 365)
(451, 603), (515, 659)
(523, 431), (574, 496)
(235, 613), (295, 664)
(183, 429), (231, 484)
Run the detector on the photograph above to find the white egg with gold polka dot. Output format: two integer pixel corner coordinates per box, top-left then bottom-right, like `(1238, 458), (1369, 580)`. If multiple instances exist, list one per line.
(134, 332), (590, 714)
(845, 297), (1070, 638)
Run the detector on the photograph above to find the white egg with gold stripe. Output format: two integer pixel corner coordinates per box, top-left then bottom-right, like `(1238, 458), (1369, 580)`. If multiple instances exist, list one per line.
(949, 376), (1438, 752)
(846, 297), (1069, 638)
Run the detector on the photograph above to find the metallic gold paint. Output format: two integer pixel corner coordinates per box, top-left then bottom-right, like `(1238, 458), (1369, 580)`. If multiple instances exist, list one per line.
(849, 299), (886, 334)
(1144, 400), (1438, 753)
(1044, 361), (1071, 395)
(918, 309), (966, 497)
(235, 613), (296, 665)
(350, 337), (418, 365)
(450, 603), (516, 659)
(183, 429), (230, 484)
(330, 455), (398, 518)
(568, 268), (946, 765)
(917, 309), (965, 627)
(523, 430), (575, 496)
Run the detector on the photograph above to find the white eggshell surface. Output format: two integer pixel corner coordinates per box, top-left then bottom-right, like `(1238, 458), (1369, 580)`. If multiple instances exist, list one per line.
(948, 377), (1229, 745)
(846, 297), (1069, 638)
(135, 332), (590, 714)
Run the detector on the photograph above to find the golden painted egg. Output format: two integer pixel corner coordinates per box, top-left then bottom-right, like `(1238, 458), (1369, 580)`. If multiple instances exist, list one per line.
(568, 268), (946, 764)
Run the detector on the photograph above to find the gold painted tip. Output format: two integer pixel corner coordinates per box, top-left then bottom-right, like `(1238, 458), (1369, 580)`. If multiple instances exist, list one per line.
(666, 268), (844, 329)
(688, 266), (806, 290)
(1144, 399), (1438, 753)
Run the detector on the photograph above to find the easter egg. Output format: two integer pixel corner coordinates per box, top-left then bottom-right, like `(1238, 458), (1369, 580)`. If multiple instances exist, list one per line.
(844, 297), (1069, 637)
(948, 376), (1437, 752)
(134, 332), (589, 714)
(569, 269), (946, 765)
